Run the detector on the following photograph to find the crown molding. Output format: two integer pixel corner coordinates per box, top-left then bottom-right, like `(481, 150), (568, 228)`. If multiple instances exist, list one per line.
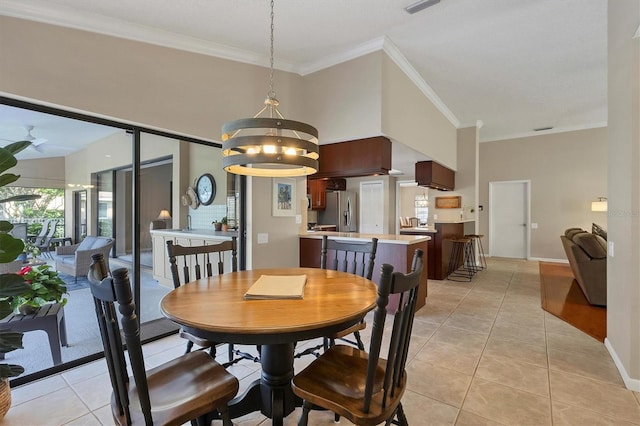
(0, 0), (297, 72)
(380, 37), (460, 129)
(1, 1), (461, 129)
(479, 121), (608, 143)
(296, 37), (386, 76)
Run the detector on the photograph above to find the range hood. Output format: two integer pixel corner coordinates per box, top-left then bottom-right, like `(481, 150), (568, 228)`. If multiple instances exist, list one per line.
(415, 161), (455, 191)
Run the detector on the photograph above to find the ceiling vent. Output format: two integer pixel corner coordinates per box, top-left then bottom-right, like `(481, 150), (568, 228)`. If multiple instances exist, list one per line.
(405, 0), (441, 14)
(533, 126), (554, 132)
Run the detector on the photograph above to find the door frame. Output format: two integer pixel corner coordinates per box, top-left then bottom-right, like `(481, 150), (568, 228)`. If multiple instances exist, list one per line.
(488, 179), (531, 259)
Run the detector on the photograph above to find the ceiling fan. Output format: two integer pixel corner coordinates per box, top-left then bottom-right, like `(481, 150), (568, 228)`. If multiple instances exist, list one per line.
(20, 125), (48, 152)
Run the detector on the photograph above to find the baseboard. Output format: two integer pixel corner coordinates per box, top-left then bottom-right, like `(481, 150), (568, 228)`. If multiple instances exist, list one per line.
(605, 338), (640, 392)
(529, 257), (568, 263)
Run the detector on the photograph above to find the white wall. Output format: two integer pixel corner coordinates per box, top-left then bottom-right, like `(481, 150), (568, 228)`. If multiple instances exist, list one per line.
(606, 0), (640, 391)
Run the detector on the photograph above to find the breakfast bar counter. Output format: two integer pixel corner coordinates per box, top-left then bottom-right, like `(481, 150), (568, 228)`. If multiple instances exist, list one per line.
(299, 231), (430, 310)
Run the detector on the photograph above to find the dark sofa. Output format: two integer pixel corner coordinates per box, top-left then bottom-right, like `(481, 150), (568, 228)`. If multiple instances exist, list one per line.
(560, 228), (607, 306)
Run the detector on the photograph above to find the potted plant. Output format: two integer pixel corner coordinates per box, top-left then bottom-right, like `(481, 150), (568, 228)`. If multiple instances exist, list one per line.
(221, 216), (228, 232)
(0, 141), (38, 417)
(7, 265), (67, 315)
(212, 220), (222, 232)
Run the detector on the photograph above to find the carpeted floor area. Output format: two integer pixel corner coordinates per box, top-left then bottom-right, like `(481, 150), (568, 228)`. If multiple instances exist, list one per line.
(539, 261), (606, 342)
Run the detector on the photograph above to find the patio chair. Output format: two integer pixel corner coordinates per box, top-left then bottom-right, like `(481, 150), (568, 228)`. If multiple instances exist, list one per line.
(55, 236), (114, 282)
(31, 219), (53, 245)
(35, 219), (59, 258)
(292, 249), (424, 426)
(87, 256), (238, 426)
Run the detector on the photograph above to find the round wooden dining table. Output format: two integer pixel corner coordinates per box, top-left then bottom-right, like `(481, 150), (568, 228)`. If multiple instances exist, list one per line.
(160, 267), (377, 425)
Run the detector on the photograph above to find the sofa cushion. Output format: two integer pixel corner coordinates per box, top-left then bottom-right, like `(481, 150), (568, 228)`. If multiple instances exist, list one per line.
(77, 236), (111, 251)
(565, 228), (586, 240)
(573, 233), (607, 259)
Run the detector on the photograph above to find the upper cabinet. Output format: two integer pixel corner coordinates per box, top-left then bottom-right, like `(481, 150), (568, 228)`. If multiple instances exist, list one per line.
(307, 178), (346, 210)
(415, 161), (455, 191)
(315, 137), (392, 178)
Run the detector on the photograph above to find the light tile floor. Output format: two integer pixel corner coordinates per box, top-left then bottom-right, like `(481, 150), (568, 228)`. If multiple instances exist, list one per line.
(3, 258), (640, 425)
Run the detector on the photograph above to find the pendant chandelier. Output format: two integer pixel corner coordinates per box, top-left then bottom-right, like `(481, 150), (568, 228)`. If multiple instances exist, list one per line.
(221, 0), (319, 177)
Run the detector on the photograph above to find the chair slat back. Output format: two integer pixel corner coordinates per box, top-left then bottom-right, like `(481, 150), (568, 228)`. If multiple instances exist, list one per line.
(32, 219), (52, 246)
(88, 255), (153, 425)
(363, 249), (424, 414)
(166, 237), (238, 288)
(320, 236), (378, 280)
(36, 219), (59, 248)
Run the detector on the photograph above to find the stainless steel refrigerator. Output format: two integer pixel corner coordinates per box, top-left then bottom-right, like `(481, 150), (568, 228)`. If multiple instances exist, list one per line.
(319, 190), (357, 232)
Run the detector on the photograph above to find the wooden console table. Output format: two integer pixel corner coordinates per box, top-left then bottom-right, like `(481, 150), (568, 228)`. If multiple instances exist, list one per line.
(0, 303), (68, 365)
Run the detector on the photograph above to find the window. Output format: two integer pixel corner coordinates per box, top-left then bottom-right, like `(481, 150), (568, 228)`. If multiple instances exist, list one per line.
(415, 193), (428, 224)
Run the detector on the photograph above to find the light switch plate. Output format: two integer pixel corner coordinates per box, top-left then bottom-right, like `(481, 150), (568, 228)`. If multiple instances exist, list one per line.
(531, 223), (538, 229)
(295, 215), (302, 224)
(608, 241), (614, 257)
(257, 233), (268, 244)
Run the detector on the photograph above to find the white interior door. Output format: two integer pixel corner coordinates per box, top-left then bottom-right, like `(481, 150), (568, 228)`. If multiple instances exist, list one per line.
(359, 180), (384, 234)
(489, 180), (529, 258)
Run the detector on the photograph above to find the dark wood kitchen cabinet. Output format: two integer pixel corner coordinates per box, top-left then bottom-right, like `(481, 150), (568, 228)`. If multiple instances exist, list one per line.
(315, 136), (391, 178)
(308, 179), (326, 209)
(415, 161), (455, 191)
(307, 178), (346, 210)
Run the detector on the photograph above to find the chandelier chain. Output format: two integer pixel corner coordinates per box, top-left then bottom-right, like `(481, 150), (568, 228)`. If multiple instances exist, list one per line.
(268, 0), (276, 102)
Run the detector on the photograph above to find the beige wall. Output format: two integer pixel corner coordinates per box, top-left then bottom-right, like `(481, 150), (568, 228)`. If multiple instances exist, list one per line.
(300, 53), (383, 143)
(606, 0), (640, 389)
(479, 127), (607, 260)
(12, 157), (66, 189)
(381, 54), (458, 170)
(456, 126), (478, 227)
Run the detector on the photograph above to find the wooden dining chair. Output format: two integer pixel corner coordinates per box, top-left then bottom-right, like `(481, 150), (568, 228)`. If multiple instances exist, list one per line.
(292, 249), (424, 426)
(87, 254), (238, 426)
(321, 235), (378, 350)
(166, 238), (256, 366)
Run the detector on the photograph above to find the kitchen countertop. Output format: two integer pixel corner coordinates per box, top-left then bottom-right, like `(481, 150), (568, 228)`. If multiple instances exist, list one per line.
(300, 231), (430, 245)
(150, 228), (238, 239)
(433, 219), (475, 224)
(399, 227), (437, 234)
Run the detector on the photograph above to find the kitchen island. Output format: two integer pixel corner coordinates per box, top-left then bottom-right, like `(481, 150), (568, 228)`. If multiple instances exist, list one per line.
(150, 228), (237, 286)
(401, 221), (474, 280)
(299, 231), (430, 310)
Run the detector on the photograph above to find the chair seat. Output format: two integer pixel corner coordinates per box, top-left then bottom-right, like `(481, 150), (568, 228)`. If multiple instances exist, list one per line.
(179, 328), (214, 349)
(113, 347), (238, 425)
(293, 345), (403, 425)
(328, 320), (366, 339)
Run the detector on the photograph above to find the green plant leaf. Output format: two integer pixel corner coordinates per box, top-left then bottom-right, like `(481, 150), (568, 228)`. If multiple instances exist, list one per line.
(0, 234), (24, 263)
(1, 141), (31, 156)
(0, 331), (23, 353)
(0, 221), (13, 233)
(0, 364), (25, 378)
(0, 274), (30, 297)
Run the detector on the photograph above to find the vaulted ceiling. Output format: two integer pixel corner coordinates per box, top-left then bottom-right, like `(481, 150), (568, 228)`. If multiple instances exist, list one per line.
(0, 0), (607, 167)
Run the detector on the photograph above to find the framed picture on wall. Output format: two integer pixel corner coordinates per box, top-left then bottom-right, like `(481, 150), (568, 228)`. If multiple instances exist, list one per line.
(272, 178), (296, 217)
(435, 196), (462, 209)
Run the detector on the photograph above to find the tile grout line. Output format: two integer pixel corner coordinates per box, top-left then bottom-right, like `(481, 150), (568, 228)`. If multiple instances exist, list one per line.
(452, 261), (508, 425)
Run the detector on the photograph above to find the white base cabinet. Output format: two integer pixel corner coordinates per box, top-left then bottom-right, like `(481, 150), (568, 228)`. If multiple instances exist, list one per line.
(151, 230), (235, 286)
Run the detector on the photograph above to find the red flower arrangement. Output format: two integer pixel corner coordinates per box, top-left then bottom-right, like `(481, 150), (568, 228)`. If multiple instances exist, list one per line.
(9, 264), (68, 311)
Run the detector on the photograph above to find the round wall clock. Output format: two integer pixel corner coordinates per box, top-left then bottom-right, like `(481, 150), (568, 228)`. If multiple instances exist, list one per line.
(196, 173), (216, 206)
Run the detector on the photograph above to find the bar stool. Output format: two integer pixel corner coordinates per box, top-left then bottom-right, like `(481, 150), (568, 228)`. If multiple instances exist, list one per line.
(447, 237), (475, 282)
(464, 234), (487, 270)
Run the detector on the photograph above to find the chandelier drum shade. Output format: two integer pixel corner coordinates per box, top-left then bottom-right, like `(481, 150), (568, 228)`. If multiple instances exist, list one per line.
(221, 0), (319, 177)
(221, 116), (319, 177)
